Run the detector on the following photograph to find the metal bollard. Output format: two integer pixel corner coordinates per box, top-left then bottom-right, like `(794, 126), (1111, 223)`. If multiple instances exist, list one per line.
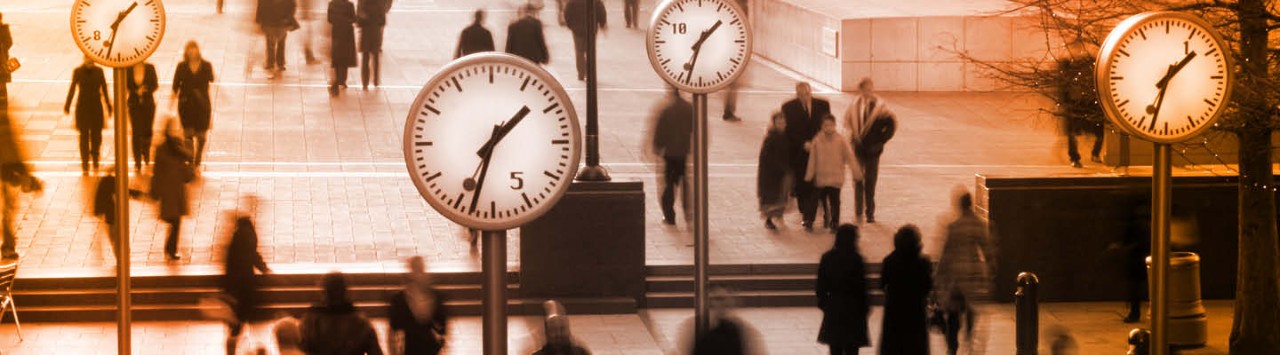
(1016, 272), (1040, 355)
(1127, 328), (1151, 355)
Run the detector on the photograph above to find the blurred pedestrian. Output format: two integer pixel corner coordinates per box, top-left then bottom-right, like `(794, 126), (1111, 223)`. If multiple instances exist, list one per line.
(720, 0), (747, 122)
(357, 0), (391, 90)
(455, 9), (495, 59)
(387, 256), (448, 355)
(554, 0), (566, 26)
(816, 224), (870, 354)
(152, 119), (194, 261)
(623, 0), (638, 29)
(273, 316), (305, 355)
(879, 225), (932, 355)
(65, 55), (112, 175)
(222, 194), (271, 355)
(127, 61), (158, 173)
(173, 41), (215, 168)
(258, 0), (299, 76)
(650, 88), (692, 226)
(1058, 38), (1103, 168)
(844, 78), (895, 224)
(806, 115), (858, 231)
(689, 288), (761, 355)
(328, 0), (358, 97)
(935, 192), (995, 355)
(563, 0), (605, 81)
(300, 272), (384, 354)
(0, 13), (11, 107)
(506, 4), (550, 65)
(533, 300), (590, 355)
(757, 112), (790, 230)
(299, 0), (322, 64)
(0, 109), (41, 260)
(92, 172), (123, 261)
(1119, 198), (1149, 323)
(217, 0), (225, 14)
(781, 82), (829, 231)
(1047, 324), (1078, 355)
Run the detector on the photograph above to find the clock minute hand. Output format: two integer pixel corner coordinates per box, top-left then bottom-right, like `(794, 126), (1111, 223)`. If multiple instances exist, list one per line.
(681, 20), (724, 77)
(469, 124), (503, 213)
(1146, 52), (1197, 131)
(476, 106), (532, 158)
(1156, 51), (1197, 89)
(105, 2), (139, 59)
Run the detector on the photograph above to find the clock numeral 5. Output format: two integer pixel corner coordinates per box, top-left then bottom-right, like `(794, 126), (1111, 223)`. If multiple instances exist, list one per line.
(672, 23), (687, 34)
(510, 172), (524, 190)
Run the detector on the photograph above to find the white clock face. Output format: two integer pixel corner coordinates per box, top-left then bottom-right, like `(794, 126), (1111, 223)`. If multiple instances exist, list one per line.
(1097, 12), (1232, 143)
(404, 53), (582, 231)
(647, 0), (752, 93)
(71, 0), (166, 68)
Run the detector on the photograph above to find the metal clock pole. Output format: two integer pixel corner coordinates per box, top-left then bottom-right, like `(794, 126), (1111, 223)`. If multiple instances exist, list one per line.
(482, 229), (507, 355)
(576, 0), (610, 181)
(1151, 142), (1172, 355)
(112, 68), (132, 355)
(691, 92), (710, 336)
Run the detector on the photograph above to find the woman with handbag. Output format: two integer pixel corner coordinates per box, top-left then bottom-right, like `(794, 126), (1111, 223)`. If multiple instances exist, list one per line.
(152, 119), (193, 261)
(65, 55), (112, 175)
(173, 41), (215, 168)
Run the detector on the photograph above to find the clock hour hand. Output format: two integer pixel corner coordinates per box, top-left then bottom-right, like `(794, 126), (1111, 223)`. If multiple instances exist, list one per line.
(105, 2), (139, 59)
(681, 20), (724, 78)
(467, 124), (503, 213)
(1145, 52), (1197, 130)
(477, 106), (532, 158)
(1155, 51), (1196, 90)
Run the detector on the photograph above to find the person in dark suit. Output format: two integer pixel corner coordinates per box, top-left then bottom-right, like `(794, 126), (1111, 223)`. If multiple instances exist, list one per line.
(816, 224), (870, 354)
(844, 78), (895, 224)
(257, 0), (298, 74)
(329, 0), (358, 96)
(173, 41), (215, 167)
(65, 56), (112, 175)
(1059, 40), (1104, 168)
(623, 0), (638, 29)
(222, 194), (270, 355)
(127, 62), (158, 172)
(152, 119), (193, 261)
(563, 0), (606, 81)
(651, 88), (693, 225)
(455, 9), (494, 59)
(357, 0), (391, 90)
(505, 4), (550, 65)
(879, 225), (932, 355)
(0, 13), (12, 107)
(781, 82), (830, 231)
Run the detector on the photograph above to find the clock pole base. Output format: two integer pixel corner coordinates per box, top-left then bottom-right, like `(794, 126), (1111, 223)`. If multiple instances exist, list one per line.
(575, 164), (612, 182)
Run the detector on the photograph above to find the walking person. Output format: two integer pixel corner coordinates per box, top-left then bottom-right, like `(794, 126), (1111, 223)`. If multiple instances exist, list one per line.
(65, 56), (112, 175)
(505, 4), (550, 65)
(173, 41), (215, 168)
(222, 194), (271, 355)
(1058, 39), (1103, 168)
(328, 0), (358, 97)
(563, 0), (606, 81)
(533, 300), (590, 355)
(816, 224), (870, 354)
(0, 109), (41, 260)
(720, 0), (747, 122)
(258, 0), (299, 76)
(299, 0), (321, 64)
(806, 115), (859, 231)
(127, 62), (158, 173)
(650, 88), (692, 226)
(623, 0), (639, 29)
(386, 256), (448, 355)
(1119, 198), (1150, 323)
(688, 288), (761, 355)
(936, 192), (995, 355)
(757, 112), (790, 230)
(300, 272), (384, 354)
(357, 0), (390, 90)
(0, 13), (11, 108)
(879, 225), (932, 355)
(455, 9), (495, 59)
(844, 78), (895, 224)
(781, 82), (829, 231)
(93, 172), (124, 261)
(152, 119), (194, 261)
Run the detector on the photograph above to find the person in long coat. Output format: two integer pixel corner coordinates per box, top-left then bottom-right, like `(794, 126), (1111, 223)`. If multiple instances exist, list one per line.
(757, 112), (790, 230)
(300, 272), (384, 354)
(127, 62), (158, 172)
(173, 41), (215, 167)
(651, 88), (692, 226)
(563, 0), (606, 81)
(817, 224), (870, 354)
(0, 13), (12, 106)
(455, 9), (494, 59)
(93, 173), (122, 261)
(505, 4), (549, 65)
(356, 0), (390, 89)
(935, 192), (995, 355)
(387, 256), (448, 355)
(328, 0), (357, 97)
(781, 82), (830, 231)
(879, 225), (932, 355)
(65, 56), (112, 175)
(152, 120), (193, 261)
(222, 195), (270, 355)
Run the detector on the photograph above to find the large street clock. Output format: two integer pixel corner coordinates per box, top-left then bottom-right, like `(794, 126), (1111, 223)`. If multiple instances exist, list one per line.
(403, 53), (583, 231)
(71, 0), (166, 68)
(646, 0), (752, 94)
(1096, 11), (1234, 143)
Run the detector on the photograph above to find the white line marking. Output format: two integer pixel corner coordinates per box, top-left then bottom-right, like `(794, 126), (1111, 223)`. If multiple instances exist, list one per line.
(10, 79), (806, 95)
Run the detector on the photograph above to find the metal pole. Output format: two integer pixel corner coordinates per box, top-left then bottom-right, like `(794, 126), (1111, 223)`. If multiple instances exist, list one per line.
(1151, 143), (1172, 355)
(1015, 272), (1039, 355)
(692, 93), (709, 337)
(482, 230), (507, 355)
(576, 0), (610, 181)
(112, 68), (132, 355)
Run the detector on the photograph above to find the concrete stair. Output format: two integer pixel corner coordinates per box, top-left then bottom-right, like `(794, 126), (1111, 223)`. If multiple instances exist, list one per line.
(641, 263), (884, 308)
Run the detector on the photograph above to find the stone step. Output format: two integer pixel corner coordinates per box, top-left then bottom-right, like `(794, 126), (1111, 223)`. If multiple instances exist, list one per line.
(12, 284), (507, 308)
(642, 290), (885, 309)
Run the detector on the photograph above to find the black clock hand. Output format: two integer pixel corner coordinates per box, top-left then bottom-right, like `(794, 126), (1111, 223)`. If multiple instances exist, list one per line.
(1145, 51), (1197, 130)
(477, 106), (532, 158)
(681, 20), (724, 80)
(468, 124), (502, 213)
(105, 2), (139, 59)
(1156, 51), (1196, 90)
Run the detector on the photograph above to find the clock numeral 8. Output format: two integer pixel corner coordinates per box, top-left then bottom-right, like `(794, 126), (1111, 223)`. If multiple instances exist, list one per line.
(672, 23), (687, 34)
(93, 30), (101, 40)
(510, 172), (524, 190)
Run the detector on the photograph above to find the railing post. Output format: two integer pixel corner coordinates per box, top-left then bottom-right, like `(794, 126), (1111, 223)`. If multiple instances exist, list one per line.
(1016, 272), (1040, 355)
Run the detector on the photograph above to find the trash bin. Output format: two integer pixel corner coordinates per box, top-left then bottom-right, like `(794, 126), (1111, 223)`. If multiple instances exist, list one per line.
(1146, 252), (1207, 347)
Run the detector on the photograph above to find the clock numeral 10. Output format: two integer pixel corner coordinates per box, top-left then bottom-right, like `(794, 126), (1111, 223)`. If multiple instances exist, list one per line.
(672, 23), (687, 34)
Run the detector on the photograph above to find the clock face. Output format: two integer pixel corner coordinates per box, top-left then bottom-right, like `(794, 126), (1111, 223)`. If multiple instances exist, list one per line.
(1097, 12), (1233, 143)
(404, 53), (582, 231)
(71, 0), (166, 68)
(647, 0), (752, 94)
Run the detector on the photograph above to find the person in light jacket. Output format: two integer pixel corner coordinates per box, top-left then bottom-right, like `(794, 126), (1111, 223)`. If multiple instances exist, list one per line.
(805, 115), (859, 232)
(844, 78), (895, 224)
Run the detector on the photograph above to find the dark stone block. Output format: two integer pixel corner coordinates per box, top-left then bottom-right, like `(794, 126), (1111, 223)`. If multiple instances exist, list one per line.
(519, 181), (646, 305)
